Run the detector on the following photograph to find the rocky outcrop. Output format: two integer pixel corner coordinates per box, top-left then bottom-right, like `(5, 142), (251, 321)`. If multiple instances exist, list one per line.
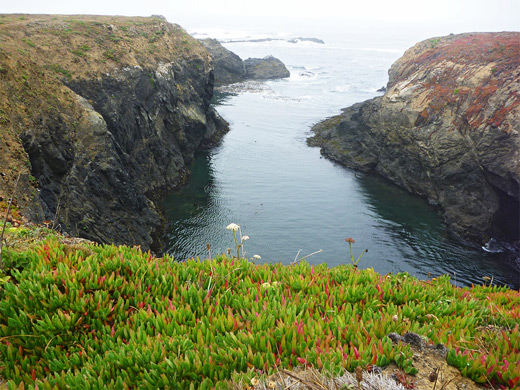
(309, 32), (520, 246)
(0, 14), (228, 251)
(287, 37), (324, 44)
(244, 56), (290, 80)
(199, 38), (290, 85)
(199, 38), (245, 85)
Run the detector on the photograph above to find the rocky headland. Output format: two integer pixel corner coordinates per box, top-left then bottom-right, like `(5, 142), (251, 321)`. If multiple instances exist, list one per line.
(199, 38), (290, 86)
(309, 32), (520, 249)
(0, 14), (228, 251)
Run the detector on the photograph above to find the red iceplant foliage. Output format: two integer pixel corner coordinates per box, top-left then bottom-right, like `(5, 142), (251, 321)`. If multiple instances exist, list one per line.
(395, 33), (520, 133)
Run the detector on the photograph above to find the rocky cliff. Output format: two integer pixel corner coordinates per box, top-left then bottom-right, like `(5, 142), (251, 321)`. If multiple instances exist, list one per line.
(199, 38), (290, 85)
(0, 14), (228, 251)
(309, 32), (520, 246)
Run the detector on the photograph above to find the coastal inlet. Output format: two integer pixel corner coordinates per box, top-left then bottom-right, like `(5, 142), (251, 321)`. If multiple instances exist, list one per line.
(161, 32), (520, 289)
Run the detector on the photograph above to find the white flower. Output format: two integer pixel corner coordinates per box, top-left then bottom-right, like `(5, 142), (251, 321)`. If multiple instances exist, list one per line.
(226, 223), (240, 231)
(253, 254), (261, 260)
(241, 235), (250, 241)
(262, 282), (271, 288)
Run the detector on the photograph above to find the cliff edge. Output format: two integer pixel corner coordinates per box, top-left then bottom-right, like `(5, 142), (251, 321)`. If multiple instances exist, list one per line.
(0, 14), (228, 251)
(309, 32), (520, 246)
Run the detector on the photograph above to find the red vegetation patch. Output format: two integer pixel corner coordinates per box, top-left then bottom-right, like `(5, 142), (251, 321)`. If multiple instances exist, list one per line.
(397, 33), (520, 132)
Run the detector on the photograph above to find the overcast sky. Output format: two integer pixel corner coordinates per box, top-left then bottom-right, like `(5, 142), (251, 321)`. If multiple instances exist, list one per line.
(2, 0), (519, 38)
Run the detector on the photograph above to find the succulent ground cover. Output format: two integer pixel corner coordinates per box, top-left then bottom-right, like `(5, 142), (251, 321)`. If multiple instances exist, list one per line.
(0, 224), (519, 389)
(394, 32), (520, 133)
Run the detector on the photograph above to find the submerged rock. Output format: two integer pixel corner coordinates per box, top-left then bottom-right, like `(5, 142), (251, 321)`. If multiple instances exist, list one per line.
(309, 32), (520, 246)
(220, 37), (325, 45)
(287, 37), (325, 44)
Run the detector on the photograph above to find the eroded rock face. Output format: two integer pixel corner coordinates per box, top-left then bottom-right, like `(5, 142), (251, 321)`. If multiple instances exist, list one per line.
(309, 32), (520, 245)
(199, 38), (246, 85)
(199, 39), (290, 85)
(0, 15), (228, 250)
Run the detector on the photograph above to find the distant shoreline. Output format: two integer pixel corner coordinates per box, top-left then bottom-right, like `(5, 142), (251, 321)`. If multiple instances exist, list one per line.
(220, 36), (325, 44)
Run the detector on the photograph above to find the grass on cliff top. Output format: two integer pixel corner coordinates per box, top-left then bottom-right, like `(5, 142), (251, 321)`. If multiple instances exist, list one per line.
(0, 13), (209, 211)
(0, 14), (207, 79)
(0, 223), (519, 389)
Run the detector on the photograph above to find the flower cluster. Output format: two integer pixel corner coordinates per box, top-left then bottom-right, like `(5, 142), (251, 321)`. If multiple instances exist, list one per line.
(226, 223), (260, 260)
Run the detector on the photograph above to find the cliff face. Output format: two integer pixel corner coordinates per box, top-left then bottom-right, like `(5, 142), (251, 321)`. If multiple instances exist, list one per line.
(199, 38), (245, 85)
(0, 14), (228, 250)
(309, 32), (520, 245)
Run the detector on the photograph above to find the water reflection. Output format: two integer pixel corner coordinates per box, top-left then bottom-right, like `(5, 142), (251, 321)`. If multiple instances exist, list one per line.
(162, 151), (519, 289)
(357, 174), (520, 288)
(162, 151), (215, 257)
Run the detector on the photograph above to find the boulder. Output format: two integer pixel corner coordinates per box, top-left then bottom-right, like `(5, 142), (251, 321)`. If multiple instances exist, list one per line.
(244, 56), (291, 80)
(199, 38), (245, 85)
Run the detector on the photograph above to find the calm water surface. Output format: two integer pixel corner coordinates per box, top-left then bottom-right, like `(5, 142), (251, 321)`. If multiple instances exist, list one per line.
(162, 33), (520, 289)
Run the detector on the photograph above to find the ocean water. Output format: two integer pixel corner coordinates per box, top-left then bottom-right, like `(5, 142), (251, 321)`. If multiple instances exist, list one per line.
(162, 28), (520, 289)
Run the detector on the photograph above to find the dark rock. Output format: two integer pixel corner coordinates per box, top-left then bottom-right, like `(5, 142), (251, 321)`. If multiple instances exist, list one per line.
(3, 16), (229, 251)
(387, 332), (401, 344)
(308, 32), (520, 247)
(199, 38), (246, 85)
(377, 86), (386, 92)
(199, 39), (290, 85)
(387, 332), (448, 358)
(244, 56), (290, 80)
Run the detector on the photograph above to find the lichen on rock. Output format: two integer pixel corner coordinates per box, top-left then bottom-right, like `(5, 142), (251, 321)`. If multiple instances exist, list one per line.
(309, 32), (520, 248)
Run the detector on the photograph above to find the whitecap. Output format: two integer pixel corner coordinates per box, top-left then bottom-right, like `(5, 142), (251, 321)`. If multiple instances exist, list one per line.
(482, 238), (504, 253)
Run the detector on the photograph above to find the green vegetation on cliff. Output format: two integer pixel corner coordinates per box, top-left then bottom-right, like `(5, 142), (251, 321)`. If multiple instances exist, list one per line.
(0, 14), (228, 249)
(0, 13), (201, 197)
(308, 32), (520, 246)
(0, 222), (519, 389)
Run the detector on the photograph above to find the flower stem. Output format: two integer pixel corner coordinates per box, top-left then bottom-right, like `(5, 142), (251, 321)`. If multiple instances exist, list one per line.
(233, 231), (240, 259)
(354, 250), (366, 265)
